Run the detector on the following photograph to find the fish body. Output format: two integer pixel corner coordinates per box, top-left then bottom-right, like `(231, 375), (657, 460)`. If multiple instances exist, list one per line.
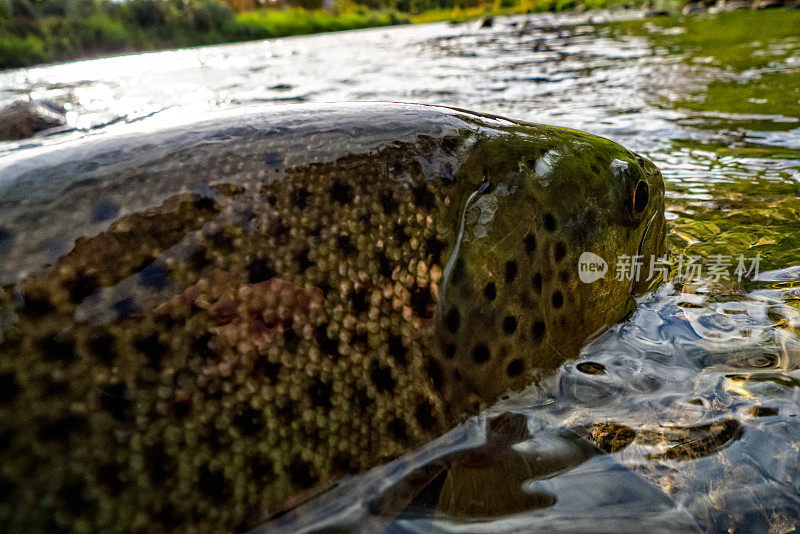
(0, 103), (665, 532)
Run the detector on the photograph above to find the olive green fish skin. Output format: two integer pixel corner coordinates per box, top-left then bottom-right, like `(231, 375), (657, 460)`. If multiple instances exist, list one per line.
(0, 103), (665, 532)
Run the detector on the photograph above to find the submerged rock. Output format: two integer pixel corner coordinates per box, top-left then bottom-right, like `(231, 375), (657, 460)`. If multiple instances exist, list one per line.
(0, 99), (67, 141)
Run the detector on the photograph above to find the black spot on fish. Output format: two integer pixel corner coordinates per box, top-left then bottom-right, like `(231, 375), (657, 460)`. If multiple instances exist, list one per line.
(283, 329), (300, 353)
(333, 452), (357, 474)
(415, 400), (437, 430)
(388, 418), (408, 441)
(253, 357), (281, 382)
(0, 227), (13, 253)
(91, 199), (120, 222)
(503, 316), (517, 334)
(0, 371), (19, 404)
(353, 387), (371, 412)
(380, 192), (398, 214)
(444, 343), (456, 359)
(42, 376), (68, 397)
(484, 282), (496, 300)
(412, 184), (435, 209)
(270, 219), (290, 246)
(37, 414), (88, 442)
(20, 292), (55, 318)
(330, 180), (355, 204)
(544, 213), (557, 232)
(198, 464), (232, 503)
(308, 379), (333, 409)
(58, 480), (93, 515)
(187, 246), (212, 271)
(202, 425), (229, 452)
(100, 383), (133, 422)
(554, 242), (567, 263)
(247, 257), (276, 283)
(441, 136), (459, 155)
(135, 333), (169, 368)
(139, 263), (170, 289)
(292, 187), (311, 209)
(506, 358), (524, 378)
(64, 272), (100, 304)
(349, 288), (369, 313)
(39, 333), (77, 363)
(209, 229), (236, 253)
(505, 261), (518, 283)
(393, 224), (408, 243)
(315, 324), (339, 358)
(194, 196), (217, 212)
(97, 462), (126, 496)
(531, 320), (546, 342)
(426, 358), (444, 390)
(192, 332), (217, 359)
(425, 235), (447, 262)
(155, 504), (182, 529)
(145, 443), (175, 484)
(370, 362), (396, 393)
(233, 407), (265, 436)
(388, 335), (407, 365)
(472, 343), (491, 364)
(445, 308), (460, 333)
(170, 398), (191, 419)
(248, 454), (275, 483)
(376, 251), (393, 278)
(317, 280), (332, 298)
(352, 330), (368, 351)
(410, 285), (435, 319)
(560, 270), (570, 283)
(532, 273), (542, 294)
(524, 234), (536, 253)
(0, 471), (12, 500)
(288, 457), (317, 489)
(552, 291), (564, 309)
(337, 234), (356, 256)
(293, 248), (314, 272)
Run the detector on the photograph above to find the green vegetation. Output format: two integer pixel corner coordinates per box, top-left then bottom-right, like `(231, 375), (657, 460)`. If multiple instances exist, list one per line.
(604, 10), (800, 274)
(0, 0), (406, 69)
(607, 9), (800, 130)
(0, 0), (687, 70)
(410, 0), (643, 23)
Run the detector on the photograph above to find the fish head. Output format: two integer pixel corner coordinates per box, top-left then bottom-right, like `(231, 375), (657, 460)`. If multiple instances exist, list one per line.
(437, 126), (666, 412)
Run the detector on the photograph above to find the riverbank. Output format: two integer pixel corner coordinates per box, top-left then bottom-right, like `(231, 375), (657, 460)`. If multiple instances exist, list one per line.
(0, 0), (794, 69)
(0, 2), (407, 70)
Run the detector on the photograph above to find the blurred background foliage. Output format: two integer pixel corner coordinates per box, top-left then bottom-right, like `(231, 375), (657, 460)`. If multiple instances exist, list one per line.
(0, 0), (671, 68)
(0, 0), (408, 68)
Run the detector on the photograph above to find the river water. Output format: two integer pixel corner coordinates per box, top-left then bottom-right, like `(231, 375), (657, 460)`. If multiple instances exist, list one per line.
(2, 8), (800, 533)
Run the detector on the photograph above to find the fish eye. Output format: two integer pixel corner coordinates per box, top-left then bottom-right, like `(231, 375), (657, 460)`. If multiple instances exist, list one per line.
(633, 180), (649, 215)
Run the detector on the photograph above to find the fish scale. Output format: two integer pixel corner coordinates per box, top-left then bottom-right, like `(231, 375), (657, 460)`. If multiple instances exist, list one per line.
(0, 103), (664, 532)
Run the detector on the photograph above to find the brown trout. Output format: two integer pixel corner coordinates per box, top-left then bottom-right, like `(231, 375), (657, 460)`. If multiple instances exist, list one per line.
(0, 102), (665, 532)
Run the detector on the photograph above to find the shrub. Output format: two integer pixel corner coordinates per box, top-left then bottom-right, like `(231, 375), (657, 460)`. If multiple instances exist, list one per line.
(0, 33), (47, 68)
